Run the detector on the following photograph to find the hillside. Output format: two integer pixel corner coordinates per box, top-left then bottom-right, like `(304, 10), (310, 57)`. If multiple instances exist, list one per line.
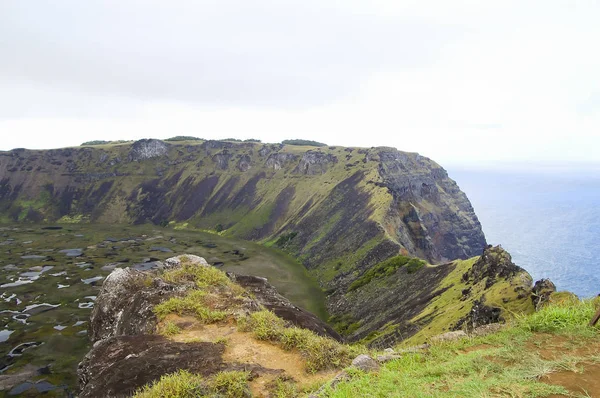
(0, 139), (531, 344)
(79, 255), (600, 398)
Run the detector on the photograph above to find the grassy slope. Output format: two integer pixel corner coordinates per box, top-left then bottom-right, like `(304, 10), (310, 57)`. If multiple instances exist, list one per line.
(324, 297), (600, 398)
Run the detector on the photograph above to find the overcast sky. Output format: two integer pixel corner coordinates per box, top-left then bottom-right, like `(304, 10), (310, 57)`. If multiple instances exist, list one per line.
(1, 0), (599, 168)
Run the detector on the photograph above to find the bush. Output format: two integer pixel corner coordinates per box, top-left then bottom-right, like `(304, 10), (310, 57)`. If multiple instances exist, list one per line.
(274, 232), (297, 247)
(281, 139), (327, 147)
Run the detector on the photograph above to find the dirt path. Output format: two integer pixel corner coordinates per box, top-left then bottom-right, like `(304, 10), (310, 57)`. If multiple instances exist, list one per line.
(165, 315), (336, 397)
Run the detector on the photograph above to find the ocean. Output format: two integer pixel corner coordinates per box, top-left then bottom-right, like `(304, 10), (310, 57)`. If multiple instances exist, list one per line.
(449, 168), (600, 299)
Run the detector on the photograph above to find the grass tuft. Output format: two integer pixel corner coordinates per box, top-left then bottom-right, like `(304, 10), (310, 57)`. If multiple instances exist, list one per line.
(160, 320), (182, 337)
(210, 370), (251, 398)
(133, 370), (204, 398)
(517, 298), (598, 333)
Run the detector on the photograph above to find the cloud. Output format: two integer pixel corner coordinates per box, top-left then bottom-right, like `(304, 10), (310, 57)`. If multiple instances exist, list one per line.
(0, 0), (599, 166)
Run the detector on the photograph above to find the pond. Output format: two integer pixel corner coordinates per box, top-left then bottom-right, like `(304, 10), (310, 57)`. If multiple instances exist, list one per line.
(0, 224), (327, 395)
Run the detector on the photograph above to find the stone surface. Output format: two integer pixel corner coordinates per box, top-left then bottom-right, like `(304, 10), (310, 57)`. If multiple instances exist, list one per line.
(164, 254), (209, 269)
(430, 330), (468, 342)
(532, 278), (557, 309)
(351, 354), (380, 372)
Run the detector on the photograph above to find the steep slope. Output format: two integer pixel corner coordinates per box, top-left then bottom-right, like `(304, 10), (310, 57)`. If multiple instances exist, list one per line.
(0, 139), (512, 343)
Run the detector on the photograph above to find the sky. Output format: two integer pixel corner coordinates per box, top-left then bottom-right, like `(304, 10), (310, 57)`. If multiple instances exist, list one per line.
(1, 0), (599, 168)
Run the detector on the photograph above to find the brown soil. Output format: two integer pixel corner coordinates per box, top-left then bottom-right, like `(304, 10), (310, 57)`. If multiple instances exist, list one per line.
(525, 333), (600, 397)
(545, 363), (600, 397)
(165, 315), (337, 397)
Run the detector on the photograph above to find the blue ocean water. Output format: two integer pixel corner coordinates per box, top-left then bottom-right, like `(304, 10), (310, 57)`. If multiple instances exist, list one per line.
(449, 168), (600, 298)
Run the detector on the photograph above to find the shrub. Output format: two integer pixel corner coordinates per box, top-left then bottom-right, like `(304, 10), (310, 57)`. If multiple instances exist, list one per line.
(274, 232), (297, 247)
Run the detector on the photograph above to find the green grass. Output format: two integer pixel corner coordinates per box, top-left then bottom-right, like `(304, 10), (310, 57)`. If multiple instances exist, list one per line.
(240, 310), (356, 373)
(160, 320), (182, 337)
(154, 290), (228, 323)
(517, 296), (598, 334)
(133, 370), (204, 398)
(133, 370), (251, 398)
(210, 370), (251, 398)
(322, 298), (600, 397)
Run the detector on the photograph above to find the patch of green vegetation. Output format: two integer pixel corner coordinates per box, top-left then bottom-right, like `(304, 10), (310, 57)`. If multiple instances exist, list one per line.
(517, 297), (597, 334)
(133, 370), (204, 398)
(281, 139), (327, 147)
(329, 314), (361, 336)
(161, 261), (234, 289)
(348, 255), (425, 292)
(133, 369), (250, 398)
(154, 290), (227, 323)
(163, 136), (203, 142)
(274, 231), (297, 247)
(160, 320), (182, 337)
(327, 299), (600, 397)
(57, 214), (86, 224)
(210, 370), (251, 398)
(240, 310), (356, 373)
(81, 140), (129, 146)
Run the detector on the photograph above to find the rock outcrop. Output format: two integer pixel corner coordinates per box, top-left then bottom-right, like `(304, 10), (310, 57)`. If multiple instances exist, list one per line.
(78, 256), (343, 397)
(127, 139), (169, 162)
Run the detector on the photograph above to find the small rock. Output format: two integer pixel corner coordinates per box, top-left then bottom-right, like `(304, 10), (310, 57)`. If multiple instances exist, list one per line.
(351, 354), (380, 372)
(430, 330), (467, 342)
(376, 354), (403, 363)
(164, 255), (209, 269)
(383, 348), (395, 354)
(470, 323), (504, 337)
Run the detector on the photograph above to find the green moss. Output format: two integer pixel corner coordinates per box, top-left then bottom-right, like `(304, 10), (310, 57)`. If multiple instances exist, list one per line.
(348, 255), (426, 292)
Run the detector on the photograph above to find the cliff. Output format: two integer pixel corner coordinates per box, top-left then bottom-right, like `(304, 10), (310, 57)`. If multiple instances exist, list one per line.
(0, 139), (520, 344)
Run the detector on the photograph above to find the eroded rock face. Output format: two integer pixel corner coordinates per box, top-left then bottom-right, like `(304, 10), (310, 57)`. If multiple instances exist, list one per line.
(265, 152), (298, 170)
(127, 139), (169, 162)
(293, 151), (338, 175)
(78, 335), (227, 398)
(463, 245), (523, 288)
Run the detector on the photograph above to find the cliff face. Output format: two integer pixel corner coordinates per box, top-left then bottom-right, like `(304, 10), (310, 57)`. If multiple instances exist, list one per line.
(0, 139), (493, 341)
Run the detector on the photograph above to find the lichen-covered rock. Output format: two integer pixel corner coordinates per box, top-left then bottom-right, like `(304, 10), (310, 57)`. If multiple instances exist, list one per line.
(164, 254), (209, 269)
(127, 139), (169, 162)
(351, 354), (380, 372)
(531, 278), (557, 309)
(463, 245), (523, 288)
(430, 330), (467, 342)
(89, 268), (180, 343)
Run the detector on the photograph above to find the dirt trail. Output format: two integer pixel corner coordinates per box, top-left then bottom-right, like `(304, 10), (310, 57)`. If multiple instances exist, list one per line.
(165, 315), (336, 397)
